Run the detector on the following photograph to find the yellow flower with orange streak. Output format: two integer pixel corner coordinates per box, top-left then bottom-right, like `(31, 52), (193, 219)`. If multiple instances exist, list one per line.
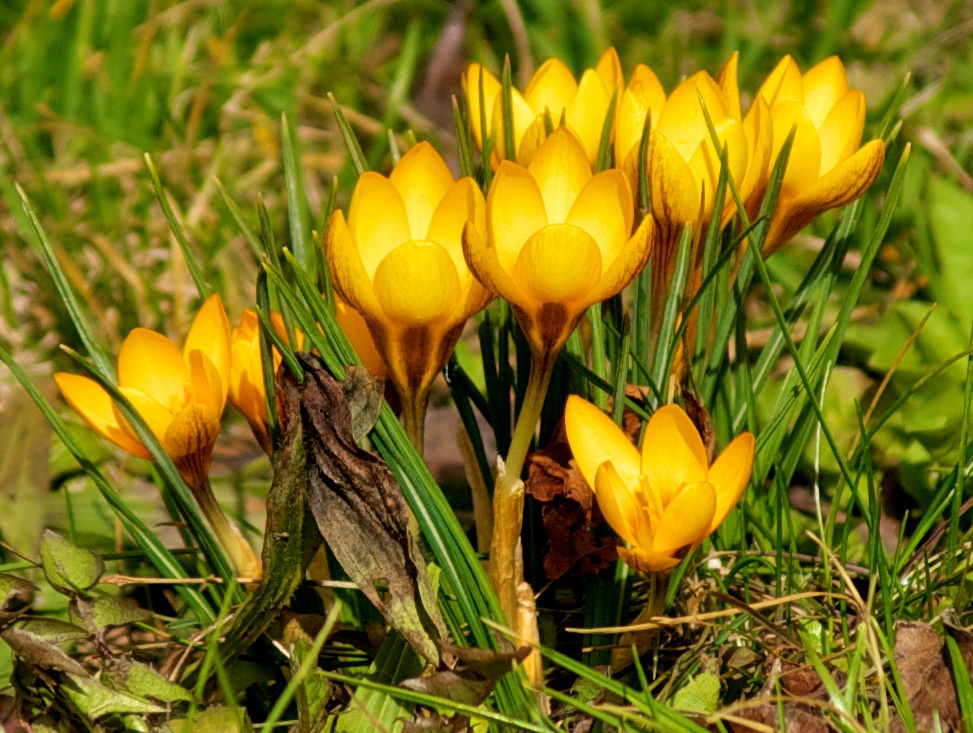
(752, 55), (886, 254)
(464, 48), (623, 168)
(325, 142), (491, 452)
(565, 396), (754, 573)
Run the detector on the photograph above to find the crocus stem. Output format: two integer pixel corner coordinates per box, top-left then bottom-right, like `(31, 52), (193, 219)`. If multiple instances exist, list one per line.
(401, 387), (428, 457)
(502, 352), (555, 492)
(192, 475), (261, 580)
(489, 350), (555, 685)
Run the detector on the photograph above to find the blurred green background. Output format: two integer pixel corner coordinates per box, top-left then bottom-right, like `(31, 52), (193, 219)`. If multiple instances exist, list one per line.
(0, 0), (970, 565)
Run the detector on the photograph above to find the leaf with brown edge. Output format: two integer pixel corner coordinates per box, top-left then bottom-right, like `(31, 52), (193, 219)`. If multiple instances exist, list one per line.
(0, 626), (88, 677)
(299, 353), (448, 667)
(525, 422), (620, 581)
(400, 642), (530, 707)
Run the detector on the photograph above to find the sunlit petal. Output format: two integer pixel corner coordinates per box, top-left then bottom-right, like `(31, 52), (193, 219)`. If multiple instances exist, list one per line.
(326, 210), (383, 319)
(373, 242), (461, 327)
(389, 142), (455, 240)
(513, 224), (601, 306)
(565, 169), (634, 262)
(640, 404), (708, 506)
(184, 294), (230, 409)
(771, 101), (822, 194)
(567, 69), (613, 163)
(426, 177), (485, 280)
(707, 432), (755, 532)
(347, 172), (411, 278)
(524, 57), (577, 117)
(757, 55), (804, 107)
(527, 127), (591, 224)
(802, 56), (849, 128)
(464, 63), (502, 148)
(117, 328), (188, 414)
(564, 395), (640, 489)
(54, 373), (148, 458)
(486, 161), (548, 272)
(463, 221), (528, 308)
(657, 71), (727, 162)
(817, 89), (865, 174)
(582, 214), (653, 308)
(651, 480), (717, 554)
(616, 64), (666, 166)
(594, 461), (640, 546)
(617, 546), (680, 573)
(718, 52), (742, 121)
(114, 387), (174, 446)
(650, 133), (700, 226)
(335, 298), (387, 380)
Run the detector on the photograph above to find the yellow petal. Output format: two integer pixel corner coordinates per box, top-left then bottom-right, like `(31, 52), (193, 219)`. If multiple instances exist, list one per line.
(651, 480), (717, 554)
(640, 404), (708, 507)
(347, 171), (411, 278)
(184, 294), (230, 410)
(565, 169), (634, 262)
(389, 142), (455, 240)
(771, 101), (822, 195)
(426, 177), (485, 280)
(651, 133), (700, 227)
(817, 89), (865, 175)
(595, 47), (623, 93)
(463, 220), (528, 308)
(513, 224), (601, 306)
(336, 298), (387, 380)
(594, 460), (641, 546)
(490, 88), (537, 166)
(527, 127), (591, 224)
(707, 432), (755, 533)
(373, 241), (460, 327)
(757, 55), (804, 107)
(793, 138), (886, 213)
(187, 350), (224, 418)
(118, 328), (189, 414)
(582, 214), (654, 308)
(657, 71), (728, 162)
(115, 387), (174, 447)
(717, 52), (742, 121)
(464, 63), (502, 148)
(567, 68), (613, 163)
(516, 116), (549, 168)
(524, 57), (577, 117)
(54, 373), (149, 458)
(617, 545), (681, 573)
(486, 161), (548, 272)
(739, 96), (773, 216)
(616, 64), (666, 166)
(802, 56), (849, 128)
(163, 402), (221, 487)
(687, 118), (748, 221)
(326, 209), (383, 319)
(564, 394), (640, 490)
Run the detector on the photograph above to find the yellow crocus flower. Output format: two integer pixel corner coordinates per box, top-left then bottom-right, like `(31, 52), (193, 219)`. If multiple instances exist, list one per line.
(55, 294), (231, 485)
(464, 126), (654, 363)
(55, 295), (259, 577)
(565, 396), (754, 573)
(753, 55), (886, 254)
(464, 48), (623, 168)
(616, 62), (771, 324)
(229, 303), (384, 454)
(325, 142), (491, 453)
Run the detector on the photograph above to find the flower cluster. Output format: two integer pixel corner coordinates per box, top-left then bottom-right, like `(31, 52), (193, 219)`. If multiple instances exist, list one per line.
(54, 48), (883, 590)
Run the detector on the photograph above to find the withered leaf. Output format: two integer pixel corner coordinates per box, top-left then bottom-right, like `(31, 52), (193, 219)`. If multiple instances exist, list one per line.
(401, 713), (471, 733)
(0, 694), (31, 733)
(299, 354), (447, 667)
(888, 620), (973, 733)
(525, 423), (619, 580)
(220, 364), (322, 664)
(0, 626), (88, 677)
(733, 659), (833, 733)
(341, 365), (385, 445)
(681, 389), (715, 462)
(400, 643), (530, 707)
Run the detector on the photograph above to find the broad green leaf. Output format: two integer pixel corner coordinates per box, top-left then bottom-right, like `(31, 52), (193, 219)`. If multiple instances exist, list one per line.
(166, 707), (253, 733)
(672, 670), (721, 713)
(39, 529), (104, 594)
(63, 675), (165, 720)
(0, 573), (36, 613)
(108, 658), (195, 703)
(71, 597), (152, 632)
(16, 617), (88, 644)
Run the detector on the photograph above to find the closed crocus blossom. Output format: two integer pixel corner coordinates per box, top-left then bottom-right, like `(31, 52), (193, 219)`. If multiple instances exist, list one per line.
(617, 66), (771, 322)
(464, 126), (654, 362)
(565, 396), (754, 573)
(464, 48), (622, 167)
(55, 295), (259, 578)
(229, 303), (384, 454)
(326, 142), (491, 452)
(754, 55), (885, 254)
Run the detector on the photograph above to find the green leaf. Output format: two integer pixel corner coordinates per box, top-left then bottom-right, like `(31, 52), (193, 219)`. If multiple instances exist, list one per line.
(39, 529), (104, 594)
(108, 658), (195, 703)
(166, 707), (253, 733)
(1, 627), (88, 677)
(71, 597), (151, 632)
(672, 670), (721, 713)
(64, 675), (165, 720)
(0, 573), (36, 614)
(928, 177), (973, 319)
(16, 617), (89, 644)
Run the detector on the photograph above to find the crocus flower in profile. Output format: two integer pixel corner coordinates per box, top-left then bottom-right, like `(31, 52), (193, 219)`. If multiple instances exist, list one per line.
(229, 302), (384, 454)
(615, 61), (771, 322)
(565, 396), (754, 573)
(55, 295), (231, 487)
(464, 126), (654, 364)
(753, 55), (886, 254)
(464, 48), (622, 167)
(325, 142), (491, 453)
(55, 295), (260, 577)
